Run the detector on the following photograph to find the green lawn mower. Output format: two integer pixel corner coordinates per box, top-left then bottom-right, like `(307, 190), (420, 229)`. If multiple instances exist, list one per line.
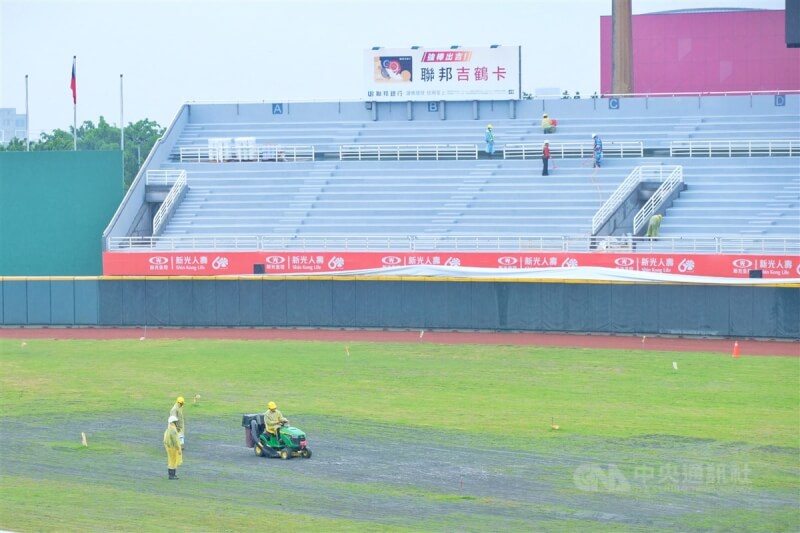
(241, 414), (312, 460)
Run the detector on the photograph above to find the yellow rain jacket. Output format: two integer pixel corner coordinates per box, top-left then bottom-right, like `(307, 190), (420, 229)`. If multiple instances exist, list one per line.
(170, 402), (185, 436)
(163, 423), (183, 468)
(265, 408), (288, 435)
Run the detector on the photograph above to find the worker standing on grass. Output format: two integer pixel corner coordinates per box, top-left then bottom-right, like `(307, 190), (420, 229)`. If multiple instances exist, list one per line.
(170, 396), (185, 449)
(265, 401), (289, 440)
(164, 415), (183, 480)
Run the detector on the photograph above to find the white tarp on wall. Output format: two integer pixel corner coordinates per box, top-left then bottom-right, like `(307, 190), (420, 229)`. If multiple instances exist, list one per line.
(288, 265), (800, 285)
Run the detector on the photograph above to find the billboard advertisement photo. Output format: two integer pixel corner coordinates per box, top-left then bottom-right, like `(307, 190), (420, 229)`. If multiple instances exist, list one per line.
(364, 46), (521, 102)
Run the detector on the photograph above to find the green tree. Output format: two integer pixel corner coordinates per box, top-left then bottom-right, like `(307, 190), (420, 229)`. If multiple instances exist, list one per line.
(123, 119), (165, 188)
(34, 128), (75, 151)
(0, 137), (27, 151)
(0, 116), (164, 190)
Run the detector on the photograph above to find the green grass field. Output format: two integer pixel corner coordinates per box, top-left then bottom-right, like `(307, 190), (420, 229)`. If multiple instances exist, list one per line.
(1, 338), (798, 532)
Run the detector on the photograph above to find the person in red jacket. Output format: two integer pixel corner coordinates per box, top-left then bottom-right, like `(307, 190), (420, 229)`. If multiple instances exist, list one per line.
(542, 141), (551, 176)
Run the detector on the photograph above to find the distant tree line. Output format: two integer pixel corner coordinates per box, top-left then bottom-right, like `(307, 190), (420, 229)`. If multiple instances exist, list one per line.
(0, 117), (165, 189)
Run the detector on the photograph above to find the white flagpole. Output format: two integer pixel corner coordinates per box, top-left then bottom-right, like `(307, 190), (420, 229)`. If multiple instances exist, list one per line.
(25, 75), (30, 151)
(120, 74), (125, 189)
(72, 56), (77, 151)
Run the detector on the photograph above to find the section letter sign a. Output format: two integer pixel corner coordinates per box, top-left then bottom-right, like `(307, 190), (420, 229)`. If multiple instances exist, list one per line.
(364, 46), (521, 102)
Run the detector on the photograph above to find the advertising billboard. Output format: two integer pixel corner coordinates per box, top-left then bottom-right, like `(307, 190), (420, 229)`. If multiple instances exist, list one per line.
(104, 251), (799, 279)
(364, 46), (521, 102)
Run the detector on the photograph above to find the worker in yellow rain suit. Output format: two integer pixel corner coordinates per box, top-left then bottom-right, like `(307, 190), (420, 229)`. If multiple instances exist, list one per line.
(646, 214), (663, 239)
(164, 415), (183, 480)
(265, 401), (289, 441)
(170, 396), (185, 449)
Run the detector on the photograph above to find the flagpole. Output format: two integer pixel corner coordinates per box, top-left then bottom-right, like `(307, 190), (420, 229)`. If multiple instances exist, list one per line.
(120, 74), (125, 189)
(72, 56), (77, 151)
(25, 75), (30, 151)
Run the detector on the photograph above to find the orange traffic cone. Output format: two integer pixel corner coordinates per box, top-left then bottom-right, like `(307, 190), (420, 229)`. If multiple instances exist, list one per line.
(732, 341), (741, 358)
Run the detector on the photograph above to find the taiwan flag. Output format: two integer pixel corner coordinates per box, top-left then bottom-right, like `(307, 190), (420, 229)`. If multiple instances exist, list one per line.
(70, 57), (77, 104)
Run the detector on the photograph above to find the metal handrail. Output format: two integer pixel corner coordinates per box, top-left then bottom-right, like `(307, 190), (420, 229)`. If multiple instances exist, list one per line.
(592, 167), (641, 234)
(504, 141), (643, 160)
(669, 139), (800, 157)
(146, 169), (186, 186)
(104, 234), (800, 255)
(633, 166), (684, 234)
(152, 173), (187, 235)
(339, 144), (478, 161)
(591, 165), (681, 235)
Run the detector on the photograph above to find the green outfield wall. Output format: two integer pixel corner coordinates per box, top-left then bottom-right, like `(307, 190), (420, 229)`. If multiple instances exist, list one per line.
(0, 277), (797, 339)
(0, 151), (122, 276)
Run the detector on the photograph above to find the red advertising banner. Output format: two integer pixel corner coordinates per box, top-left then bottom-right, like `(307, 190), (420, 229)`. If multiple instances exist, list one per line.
(103, 251), (800, 279)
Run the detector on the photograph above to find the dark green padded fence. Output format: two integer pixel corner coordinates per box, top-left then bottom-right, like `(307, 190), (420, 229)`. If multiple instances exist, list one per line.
(0, 151), (122, 275)
(1, 278), (798, 339)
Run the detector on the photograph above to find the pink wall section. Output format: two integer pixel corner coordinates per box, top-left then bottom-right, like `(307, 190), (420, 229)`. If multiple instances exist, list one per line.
(600, 10), (800, 94)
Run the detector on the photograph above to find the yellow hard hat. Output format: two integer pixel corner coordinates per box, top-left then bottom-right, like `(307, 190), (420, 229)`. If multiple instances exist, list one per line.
(268, 401), (277, 410)
(543, 113), (548, 117)
(487, 124), (492, 129)
(176, 396), (184, 404)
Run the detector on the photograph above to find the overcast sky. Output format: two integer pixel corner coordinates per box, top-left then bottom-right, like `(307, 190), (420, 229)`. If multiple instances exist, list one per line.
(0, 0), (786, 136)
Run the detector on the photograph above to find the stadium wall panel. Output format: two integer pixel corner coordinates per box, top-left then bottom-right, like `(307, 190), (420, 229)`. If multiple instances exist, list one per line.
(25, 280), (51, 325)
(3, 281), (27, 324)
(50, 281), (76, 325)
(238, 279), (265, 326)
(122, 280), (146, 326)
(0, 151), (122, 276)
(74, 280), (99, 325)
(1, 279), (798, 339)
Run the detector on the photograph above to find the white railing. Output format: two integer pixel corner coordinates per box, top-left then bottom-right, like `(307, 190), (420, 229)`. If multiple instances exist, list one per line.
(591, 166), (681, 235)
(670, 139), (800, 157)
(591, 167), (641, 234)
(151, 173), (187, 236)
(632, 166), (684, 234)
(339, 144), (478, 161)
(105, 234), (800, 255)
(146, 169), (186, 186)
(179, 143), (314, 162)
(107, 234), (260, 250)
(504, 141), (643, 160)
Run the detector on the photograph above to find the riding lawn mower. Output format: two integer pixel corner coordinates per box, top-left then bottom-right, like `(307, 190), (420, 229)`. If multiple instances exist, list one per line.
(241, 413), (312, 460)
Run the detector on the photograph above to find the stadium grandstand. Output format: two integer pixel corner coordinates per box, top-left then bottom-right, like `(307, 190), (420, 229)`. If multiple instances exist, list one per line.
(102, 94), (799, 278)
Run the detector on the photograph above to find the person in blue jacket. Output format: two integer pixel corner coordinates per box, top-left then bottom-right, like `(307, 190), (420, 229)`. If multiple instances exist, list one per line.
(592, 133), (603, 168)
(484, 124), (495, 158)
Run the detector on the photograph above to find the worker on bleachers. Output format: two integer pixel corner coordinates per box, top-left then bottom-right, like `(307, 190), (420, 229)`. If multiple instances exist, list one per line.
(592, 133), (603, 168)
(484, 124), (495, 159)
(542, 141), (551, 176)
(646, 214), (663, 239)
(542, 113), (556, 134)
